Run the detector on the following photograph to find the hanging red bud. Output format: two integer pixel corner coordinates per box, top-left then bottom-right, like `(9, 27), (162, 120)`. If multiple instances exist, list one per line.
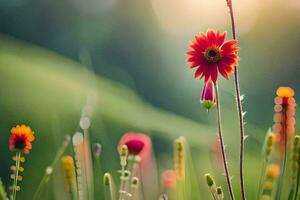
(200, 79), (216, 110)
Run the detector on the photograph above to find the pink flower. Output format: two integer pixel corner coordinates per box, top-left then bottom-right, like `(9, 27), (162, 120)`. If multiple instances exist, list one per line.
(118, 133), (159, 198)
(118, 132), (151, 160)
(161, 170), (176, 188)
(200, 79), (216, 110)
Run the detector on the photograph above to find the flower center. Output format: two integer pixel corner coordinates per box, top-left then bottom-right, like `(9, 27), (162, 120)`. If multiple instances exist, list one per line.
(14, 136), (26, 150)
(204, 47), (221, 63)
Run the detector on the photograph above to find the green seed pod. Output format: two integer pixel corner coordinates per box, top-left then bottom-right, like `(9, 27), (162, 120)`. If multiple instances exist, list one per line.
(205, 174), (214, 187)
(131, 177), (139, 188)
(216, 186), (223, 199)
(120, 145), (128, 157)
(103, 173), (111, 186)
(267, 134), (275, 147)
(294, 135), (300, 145)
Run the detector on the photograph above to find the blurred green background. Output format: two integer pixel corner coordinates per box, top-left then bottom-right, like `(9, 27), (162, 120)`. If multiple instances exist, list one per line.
(0, 0), (299, 199)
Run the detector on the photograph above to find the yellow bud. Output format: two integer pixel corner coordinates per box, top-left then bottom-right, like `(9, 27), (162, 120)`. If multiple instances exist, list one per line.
(266, 164), (280, 179)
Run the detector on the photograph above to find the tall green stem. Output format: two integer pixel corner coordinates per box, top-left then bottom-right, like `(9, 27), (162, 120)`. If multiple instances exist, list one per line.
(214, 83), (235, 200)
(226, 1), (246, 199)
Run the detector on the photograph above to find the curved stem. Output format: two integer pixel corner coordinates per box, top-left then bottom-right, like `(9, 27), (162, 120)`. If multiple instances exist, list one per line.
(227, 1), (246, 199)
(214, 83), (235, 200)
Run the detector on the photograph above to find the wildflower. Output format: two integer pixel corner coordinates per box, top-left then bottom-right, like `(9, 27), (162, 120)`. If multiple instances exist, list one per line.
(266, 164), (280, 179)
(273, 87), (297, 156)
(118, 133), (151, 158)
(9, 125), (35, 154)
(186, 30), (239, 82)
(276, 87), (295, 105)
(118, 133), (158, 200)
(161, 170), (176, 188)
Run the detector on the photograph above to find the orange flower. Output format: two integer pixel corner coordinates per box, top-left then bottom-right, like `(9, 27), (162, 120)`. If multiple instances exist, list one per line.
(276, 87), (295, 106)
(186, 30), (240, 82)
(9, 125), (35, 154)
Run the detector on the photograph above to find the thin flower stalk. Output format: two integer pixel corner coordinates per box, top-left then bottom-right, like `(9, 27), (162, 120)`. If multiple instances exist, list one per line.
(294, 140), (300, 200)
(257, 131), (275, 199)
(82, 128), (94, 200)
(174, 137), (186, 200)
(0, 178), (7, 200)
(33, 135), (71, 200)
(286, 136), (300, 200)
(289, 135), (300, 200)
(11, 152), (21, 200)
(119, 145), (130, 200)
(104, 173), (116, 200)
(93, 143), (104, 199)
(214, 83), (235, 200)
(225, 0), (246, 199)
(205, 174), (218, 200)
(72, 132), (86, 200)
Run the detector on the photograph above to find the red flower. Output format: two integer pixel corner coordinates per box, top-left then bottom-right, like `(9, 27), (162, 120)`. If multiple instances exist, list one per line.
(9, 125), (35, 154)
(200, 79), (216, 110)
(186, 30), (240, 82)
(118, 133), (151, 159)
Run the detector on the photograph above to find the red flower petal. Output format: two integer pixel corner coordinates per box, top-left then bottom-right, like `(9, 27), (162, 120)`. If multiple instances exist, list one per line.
(210, 64), (218, 82)
(194, 66), (204, 78)
(216, 32), (226, 47)
(218, 63), (230, 79)
(195, 34), (209, 50)
(207, 30), (217, 45)
(189, 61), (200, 68)
(221, 40), (239, 52)
(186, 51), (197, 56)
